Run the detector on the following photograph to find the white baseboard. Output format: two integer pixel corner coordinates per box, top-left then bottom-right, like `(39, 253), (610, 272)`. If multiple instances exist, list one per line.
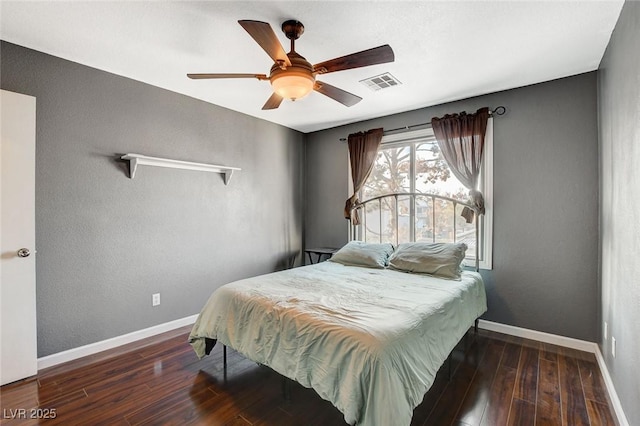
(478, 319), (598, 353)
(594, 346), (630, 426)
(478, 319), (629, 426)
(37, 314), (198, 370)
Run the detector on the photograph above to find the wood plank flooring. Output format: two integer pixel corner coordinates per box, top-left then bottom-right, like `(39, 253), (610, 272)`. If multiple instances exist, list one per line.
(0, 326), (616, 425)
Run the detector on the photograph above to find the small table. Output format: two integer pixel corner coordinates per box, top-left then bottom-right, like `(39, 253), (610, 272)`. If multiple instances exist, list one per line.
(305, 247), (339, 264)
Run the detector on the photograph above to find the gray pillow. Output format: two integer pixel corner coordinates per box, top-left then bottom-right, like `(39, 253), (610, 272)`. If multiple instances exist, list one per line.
(329, 241), (394, 269)
(388, 242), (467, 279)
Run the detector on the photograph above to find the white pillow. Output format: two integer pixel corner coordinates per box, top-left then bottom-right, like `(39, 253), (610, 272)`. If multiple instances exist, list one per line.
(388, 242), (467, 279)
(329, 241), (394, 269)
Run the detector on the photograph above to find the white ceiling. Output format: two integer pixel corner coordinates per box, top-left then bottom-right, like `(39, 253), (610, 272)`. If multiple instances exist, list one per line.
(1, 1), (624, 133)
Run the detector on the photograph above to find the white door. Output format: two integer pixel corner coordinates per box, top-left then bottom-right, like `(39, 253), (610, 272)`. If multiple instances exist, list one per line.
(0, 89), (37, 386)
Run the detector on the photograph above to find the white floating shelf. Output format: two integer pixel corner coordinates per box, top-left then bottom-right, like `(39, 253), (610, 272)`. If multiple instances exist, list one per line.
(121, 153), (240, 185)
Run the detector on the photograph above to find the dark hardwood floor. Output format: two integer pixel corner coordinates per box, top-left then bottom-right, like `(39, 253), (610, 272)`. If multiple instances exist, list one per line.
(0, 326), (616, 425)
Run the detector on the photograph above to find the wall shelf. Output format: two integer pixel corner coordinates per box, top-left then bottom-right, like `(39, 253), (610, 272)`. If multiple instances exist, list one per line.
(121, 153), (240, 185)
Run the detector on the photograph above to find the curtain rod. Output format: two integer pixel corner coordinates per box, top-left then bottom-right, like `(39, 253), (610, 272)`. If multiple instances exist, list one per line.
(339, 106), (506, 142)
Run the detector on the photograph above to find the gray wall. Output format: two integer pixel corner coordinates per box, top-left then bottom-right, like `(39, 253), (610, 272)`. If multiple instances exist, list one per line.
(1, 41), (304, 357)
(306, 72), (600, 342)
(598, 1), (640, 424)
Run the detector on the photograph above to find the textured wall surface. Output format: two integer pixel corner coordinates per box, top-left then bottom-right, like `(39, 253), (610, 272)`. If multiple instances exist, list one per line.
(598, 1), (640, 424)
(306, 72), (600, 342)
(1, 41), (304, 357)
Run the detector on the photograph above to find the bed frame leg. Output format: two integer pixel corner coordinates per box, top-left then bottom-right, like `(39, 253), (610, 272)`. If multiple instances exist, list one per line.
(223, 344), (227, 368)
(282, 377), (291, 401)
(447, 353), (453, 381)
(474, 318), (479, 334)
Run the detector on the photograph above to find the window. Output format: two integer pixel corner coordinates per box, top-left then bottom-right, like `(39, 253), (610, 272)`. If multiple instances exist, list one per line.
(355, 121), (493, 269)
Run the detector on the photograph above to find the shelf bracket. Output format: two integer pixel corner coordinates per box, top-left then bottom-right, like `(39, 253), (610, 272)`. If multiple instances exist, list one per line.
(223, 170), (234, 185)
(128, 157), (139, 179)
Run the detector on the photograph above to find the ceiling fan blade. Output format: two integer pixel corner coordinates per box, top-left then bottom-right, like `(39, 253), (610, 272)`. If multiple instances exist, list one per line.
(313, 45), (394, 75)
(314, 81), (362, 107)
(238, 20), (292, 67)
(262, 92), (284, 110)
(187, 73), (268, 80)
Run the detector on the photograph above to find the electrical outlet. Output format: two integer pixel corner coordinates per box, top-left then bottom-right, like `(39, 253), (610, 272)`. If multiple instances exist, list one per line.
(604, 321), (608, 340)
(611, 336), (616, 358)
(152, 293), (161, 307)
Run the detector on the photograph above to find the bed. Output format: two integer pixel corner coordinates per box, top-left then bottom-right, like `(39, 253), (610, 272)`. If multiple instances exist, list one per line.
(189, 193), (487, 426)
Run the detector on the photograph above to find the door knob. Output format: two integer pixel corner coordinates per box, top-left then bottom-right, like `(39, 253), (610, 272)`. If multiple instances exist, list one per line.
(17, 248), (31, 258)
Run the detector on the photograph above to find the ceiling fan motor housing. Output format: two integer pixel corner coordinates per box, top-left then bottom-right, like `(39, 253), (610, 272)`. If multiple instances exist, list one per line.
(270, 52), (315, 100)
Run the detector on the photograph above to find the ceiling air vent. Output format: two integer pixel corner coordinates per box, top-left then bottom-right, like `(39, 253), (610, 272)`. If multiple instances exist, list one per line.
(359, 72), (402, 91)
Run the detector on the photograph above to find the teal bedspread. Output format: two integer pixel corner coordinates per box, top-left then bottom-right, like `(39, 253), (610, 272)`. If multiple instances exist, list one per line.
(189, 261), (486, 426)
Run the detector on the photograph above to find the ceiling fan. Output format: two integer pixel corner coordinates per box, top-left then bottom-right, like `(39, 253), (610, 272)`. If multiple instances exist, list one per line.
(187, 20), (395, 110)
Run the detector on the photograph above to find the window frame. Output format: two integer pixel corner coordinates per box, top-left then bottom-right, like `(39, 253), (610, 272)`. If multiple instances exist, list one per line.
(355, 119), (493, 270)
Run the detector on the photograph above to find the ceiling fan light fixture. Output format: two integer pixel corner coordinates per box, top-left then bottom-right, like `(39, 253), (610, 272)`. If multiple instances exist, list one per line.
(271, 70), (315, 101)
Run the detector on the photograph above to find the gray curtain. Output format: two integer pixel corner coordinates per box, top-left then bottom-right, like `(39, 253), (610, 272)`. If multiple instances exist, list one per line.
(431, 107), (489, 223)
(344, 128), (384, 224)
